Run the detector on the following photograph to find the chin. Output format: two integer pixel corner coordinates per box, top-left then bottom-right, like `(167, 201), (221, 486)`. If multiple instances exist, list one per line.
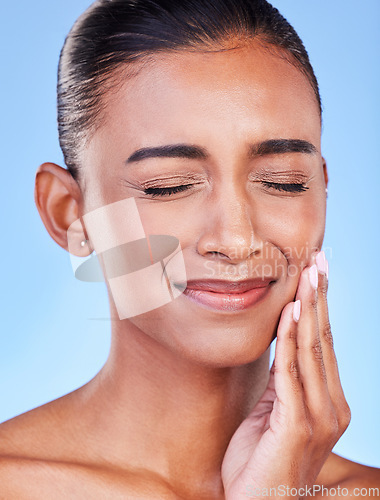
(128, 300), (280, 368)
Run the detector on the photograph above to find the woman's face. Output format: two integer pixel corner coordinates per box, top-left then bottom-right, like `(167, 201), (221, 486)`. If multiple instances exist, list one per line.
(81, 42), (327, 367)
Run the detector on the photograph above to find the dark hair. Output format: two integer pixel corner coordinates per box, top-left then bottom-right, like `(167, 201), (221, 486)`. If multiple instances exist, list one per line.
(58, 0), (321, 180)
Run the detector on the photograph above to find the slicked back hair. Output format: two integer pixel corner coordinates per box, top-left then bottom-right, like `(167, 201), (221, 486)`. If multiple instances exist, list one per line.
(58, 0), (321, 179)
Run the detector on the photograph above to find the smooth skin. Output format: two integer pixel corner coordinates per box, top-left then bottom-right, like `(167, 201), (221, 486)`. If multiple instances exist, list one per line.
(0, 42), (379, 499)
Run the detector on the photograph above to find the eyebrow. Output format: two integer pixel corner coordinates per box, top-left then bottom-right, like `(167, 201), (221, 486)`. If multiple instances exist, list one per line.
(252, 139), (318, 156)
(125, 139), (317, 164)
(126, 144), (208, 163)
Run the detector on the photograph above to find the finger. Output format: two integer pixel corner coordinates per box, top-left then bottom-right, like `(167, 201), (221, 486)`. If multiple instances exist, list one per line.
(315, 251), (351, 430)
(295, 264), (332, 413)
(273, 301), (305, 415)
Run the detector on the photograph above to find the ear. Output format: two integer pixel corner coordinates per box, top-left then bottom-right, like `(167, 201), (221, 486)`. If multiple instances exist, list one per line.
(34, 163), (91, 257)
(322, 156), (329, 191)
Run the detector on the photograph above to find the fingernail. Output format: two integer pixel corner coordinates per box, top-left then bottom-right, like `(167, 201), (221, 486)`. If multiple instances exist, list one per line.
(316, 250), (328, 275)
(309, 264), (318, 290)
(293, 299), (301, 322)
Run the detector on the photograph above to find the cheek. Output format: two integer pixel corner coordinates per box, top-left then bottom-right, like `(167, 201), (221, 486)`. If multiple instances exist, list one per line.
(136, 192), (326, 262)
(136, 200), (201, 245)
(258, 195), (326, 267)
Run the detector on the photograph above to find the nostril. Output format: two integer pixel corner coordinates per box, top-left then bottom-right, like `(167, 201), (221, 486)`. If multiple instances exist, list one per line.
(196, 224), (264, 262)
(206, 246), (257, 262)
(206, 250), (231, 260)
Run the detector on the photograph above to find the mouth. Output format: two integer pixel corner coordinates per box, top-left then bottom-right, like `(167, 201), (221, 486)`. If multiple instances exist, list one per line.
(173, 278), (276, 312)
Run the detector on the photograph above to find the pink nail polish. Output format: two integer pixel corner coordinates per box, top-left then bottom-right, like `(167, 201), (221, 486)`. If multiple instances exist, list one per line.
(293, 300), (301, 322)
(309, 265), (318, 290)
(316, 250), (328, 275)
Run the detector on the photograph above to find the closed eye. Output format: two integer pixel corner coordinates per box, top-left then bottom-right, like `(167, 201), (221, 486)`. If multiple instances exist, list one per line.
(262, 182), (309, 193)
(143, 181), (308, 197)
(144, 184), (193, 197)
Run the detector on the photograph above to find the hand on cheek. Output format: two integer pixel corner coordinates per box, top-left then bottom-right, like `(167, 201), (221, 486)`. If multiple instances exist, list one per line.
(221, 252), (351, 499)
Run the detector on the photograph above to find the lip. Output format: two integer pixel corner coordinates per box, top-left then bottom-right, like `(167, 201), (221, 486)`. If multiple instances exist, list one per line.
(174, 278), (275, 312)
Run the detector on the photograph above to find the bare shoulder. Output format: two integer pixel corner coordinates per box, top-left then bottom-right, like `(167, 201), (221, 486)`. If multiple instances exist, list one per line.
(0, 399), (69, 498)
(0, 456), (180, 499)
(0, 392), (81, 462)
(0, 401), (179, 499)
(0, 396), (80, 498)
(315, 452), (380, 497)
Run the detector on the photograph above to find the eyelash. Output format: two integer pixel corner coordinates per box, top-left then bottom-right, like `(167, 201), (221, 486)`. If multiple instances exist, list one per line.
(262, 182), (309, 193)
(144, 182), (308, 197)
(144, 184), (193, 197)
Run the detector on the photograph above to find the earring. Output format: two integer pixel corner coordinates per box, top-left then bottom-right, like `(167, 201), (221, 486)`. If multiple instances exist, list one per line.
(325, 188), (328, 197)
(80, 239), (88, 248)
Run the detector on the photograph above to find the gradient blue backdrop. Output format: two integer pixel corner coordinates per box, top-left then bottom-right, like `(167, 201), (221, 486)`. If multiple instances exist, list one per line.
(1, 0), (379, 467)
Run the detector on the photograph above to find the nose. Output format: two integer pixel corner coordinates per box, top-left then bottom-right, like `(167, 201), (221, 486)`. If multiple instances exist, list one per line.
(196, 187), (262, 263)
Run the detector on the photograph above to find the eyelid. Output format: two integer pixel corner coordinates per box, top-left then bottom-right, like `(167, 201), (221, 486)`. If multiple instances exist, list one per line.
(144, 184), (194, 197)
(248, 169), (310, 183)
(140, 173), (207, 189)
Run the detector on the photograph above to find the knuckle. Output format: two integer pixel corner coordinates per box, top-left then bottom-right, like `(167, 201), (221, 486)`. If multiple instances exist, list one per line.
(321, 321), (334, 348)
(312, 406), (339, 442)
(338, 402), (352, 431)
(288, 360), (300, 379)
(309, 338), (327, 379)
(308, 291), (318, 309)
(311, 338), (324, 363)
(321, 415), (339, 441)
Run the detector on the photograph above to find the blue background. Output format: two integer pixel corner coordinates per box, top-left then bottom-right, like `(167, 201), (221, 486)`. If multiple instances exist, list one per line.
(1, 1), (379, 467)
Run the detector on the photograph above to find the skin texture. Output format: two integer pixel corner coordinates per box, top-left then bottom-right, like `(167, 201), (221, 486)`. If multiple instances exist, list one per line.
(0, 43), (379, 499)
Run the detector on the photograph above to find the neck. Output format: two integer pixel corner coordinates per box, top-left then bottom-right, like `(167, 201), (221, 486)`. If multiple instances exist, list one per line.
(81, 318), (271, 497)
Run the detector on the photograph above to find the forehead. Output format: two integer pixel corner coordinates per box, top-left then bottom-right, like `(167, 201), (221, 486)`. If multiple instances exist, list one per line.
(86, 42), (321, 163)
